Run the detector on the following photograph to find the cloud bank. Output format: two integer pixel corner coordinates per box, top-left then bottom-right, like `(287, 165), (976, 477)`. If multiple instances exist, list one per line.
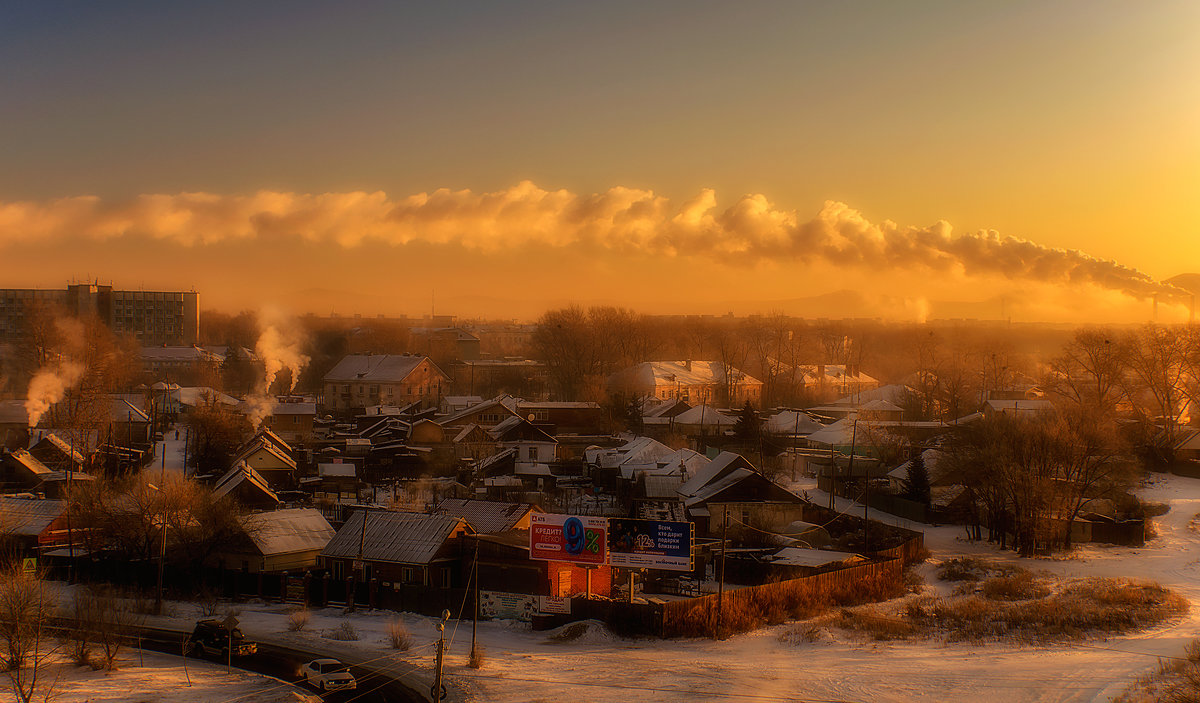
(0, 181), (1185, 303)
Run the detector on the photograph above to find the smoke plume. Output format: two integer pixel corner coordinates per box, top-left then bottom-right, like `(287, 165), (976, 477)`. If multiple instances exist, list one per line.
(244, 314), (310, 429)
(0, 183), (1186, 304)
(24, 362), (84, 428)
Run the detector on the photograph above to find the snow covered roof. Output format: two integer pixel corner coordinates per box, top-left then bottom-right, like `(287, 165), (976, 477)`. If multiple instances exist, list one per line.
(771, 547), (863, 568)
(677, 451), (754, 498)
(765, 410), (826, 435)
(887, 449), (948, 483)
(324, 354), (441, 383)
(322, 511), (466, 565)
(0, 401), (29, 425)
(828, 383), (912, 408)
(672, 405), (736, 426)
(173, 387), (240, 407)
(434, 498), (537, 533)
(241, 508), (334, 556)
(622, 361), (762, 389)
(213, 463), (278, 503)
(586, 436), (673, 470)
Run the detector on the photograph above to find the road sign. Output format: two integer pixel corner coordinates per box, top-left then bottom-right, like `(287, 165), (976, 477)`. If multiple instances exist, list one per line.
(21, 558), (36, 574)
(222, 614), (239, 629)
(607, 518), (694, 571)
(529, 514), (607, 565)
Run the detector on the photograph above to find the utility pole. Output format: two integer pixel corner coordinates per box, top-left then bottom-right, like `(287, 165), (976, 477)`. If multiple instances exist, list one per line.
(470, 539), (479, 664)
(716, 505), (728, 639)
(155, 439), (167, 614)
(432, 609), (450, 701)
(349, 507), (367, 613)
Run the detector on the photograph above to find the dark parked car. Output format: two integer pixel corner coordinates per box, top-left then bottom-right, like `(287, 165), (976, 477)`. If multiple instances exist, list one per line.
(188, 619), (257, 658)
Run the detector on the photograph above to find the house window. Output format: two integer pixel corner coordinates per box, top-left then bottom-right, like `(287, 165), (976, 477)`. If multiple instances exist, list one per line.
(401, 566), (414, 583)
(441, 569), (451, 588)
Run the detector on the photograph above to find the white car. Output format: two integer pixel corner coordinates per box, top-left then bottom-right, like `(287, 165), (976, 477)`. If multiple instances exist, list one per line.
(301, 658), (357, 692)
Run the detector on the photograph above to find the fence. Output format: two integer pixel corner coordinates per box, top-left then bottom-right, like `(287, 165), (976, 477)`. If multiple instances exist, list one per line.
(659, 557), (904, 638)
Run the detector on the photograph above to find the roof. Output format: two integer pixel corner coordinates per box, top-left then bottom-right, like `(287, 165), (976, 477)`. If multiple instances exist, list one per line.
(677, 451), (754, 498)
(764, 410), (826, 435)
(489, 416), (556, 443)
(438, 396), (519, 426)
(324, 355), (441, 383)
(826, 383), (912, 408)
(887, 449), (950, 484)
(111, 398), (150, 423)
(32, 434), (85, 464)
(672, 405), (736, 426)
(772, 547), (863, 568)
(173, 387), (240, 407)
(4, 450), (51, 477)
(318, 463), (357, 478)
(621, 361), (763, 388)
(0, 497), (65, 536)
(231, 438), (297, 471)
(586, 436), (673, 470)
(0, 400), (29, 425)
(240, 508), (334, 556)
(213, 463), (278, 503)
(140, 346), (222, 363)
(643, 474), (684, 499)
(322, 511), (467, 565)
(515, 401), (601, 410)
(433, 498), (537, 533)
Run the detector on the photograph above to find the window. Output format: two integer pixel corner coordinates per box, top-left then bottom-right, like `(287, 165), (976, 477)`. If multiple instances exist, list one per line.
(401, 566), (414, 583)
(441, 569), (451, 588)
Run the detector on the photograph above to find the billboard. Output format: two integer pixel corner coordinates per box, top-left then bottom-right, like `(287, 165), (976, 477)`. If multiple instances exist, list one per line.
(607, 519), (694, 571)
(530, 513), (607, 565)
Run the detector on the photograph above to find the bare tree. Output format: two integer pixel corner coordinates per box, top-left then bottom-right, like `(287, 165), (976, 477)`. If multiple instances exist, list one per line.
(1121, 325), (1189, 466)
(0, 567), (57, 703)
(1044, 327), (1129, 416)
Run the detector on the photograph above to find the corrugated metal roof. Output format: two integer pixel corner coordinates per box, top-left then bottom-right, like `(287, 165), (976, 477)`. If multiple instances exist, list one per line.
(322, 511), (466, 565)
(433, 498), (536, 533)
(0, 497), (65, 536)
(241, 508), (334, 556)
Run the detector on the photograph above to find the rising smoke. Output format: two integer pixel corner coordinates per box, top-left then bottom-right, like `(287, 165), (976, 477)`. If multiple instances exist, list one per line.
(0, 183), (1187, 305)
(243, 313), (310, 429)
(24, 362), (84, 428)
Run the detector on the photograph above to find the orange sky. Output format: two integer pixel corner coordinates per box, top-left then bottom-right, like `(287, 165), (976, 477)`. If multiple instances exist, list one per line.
(2, 2), (1197, 322)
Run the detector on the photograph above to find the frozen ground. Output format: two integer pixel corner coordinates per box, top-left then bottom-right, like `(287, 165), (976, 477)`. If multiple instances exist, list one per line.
(38, 650), (315, 703)
(136, 472), (1200, 702)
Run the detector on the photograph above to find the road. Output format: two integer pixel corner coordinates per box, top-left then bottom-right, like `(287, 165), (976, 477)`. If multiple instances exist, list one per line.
(136, 626), (429, 703)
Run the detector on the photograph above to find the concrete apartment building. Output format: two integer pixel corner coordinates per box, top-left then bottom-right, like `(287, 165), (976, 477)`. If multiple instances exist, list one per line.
(0, 283), (199, 346)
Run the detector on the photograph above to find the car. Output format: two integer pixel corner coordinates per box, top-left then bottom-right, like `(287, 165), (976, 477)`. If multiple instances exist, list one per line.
(301, 658), (357, 692)
(188, 619), (258, 658)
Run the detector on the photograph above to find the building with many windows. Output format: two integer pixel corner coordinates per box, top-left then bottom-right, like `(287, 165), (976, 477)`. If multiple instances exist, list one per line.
(0, 283), (199, 346)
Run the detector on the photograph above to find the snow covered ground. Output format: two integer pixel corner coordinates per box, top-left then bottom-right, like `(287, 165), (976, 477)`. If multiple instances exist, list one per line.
(39, 650), (315, 703)
(136, 472), (1200, 702)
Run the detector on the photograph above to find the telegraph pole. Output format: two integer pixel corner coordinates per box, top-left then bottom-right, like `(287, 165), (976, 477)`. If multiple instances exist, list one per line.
(716, 505), (728, 639)
(433, 609), (450, 701)
(470, 539), (479, 664)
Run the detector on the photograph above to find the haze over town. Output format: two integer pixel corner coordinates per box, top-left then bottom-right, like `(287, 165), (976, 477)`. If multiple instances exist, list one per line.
(2, 2), (1200, 703)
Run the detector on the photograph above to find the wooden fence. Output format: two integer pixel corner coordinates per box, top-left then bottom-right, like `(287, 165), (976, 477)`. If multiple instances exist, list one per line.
(659, 557), (904, 638)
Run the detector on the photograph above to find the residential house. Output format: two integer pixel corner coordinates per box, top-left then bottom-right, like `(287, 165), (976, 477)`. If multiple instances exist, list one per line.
(490, 417), (558, 469)
(261, 397), (317, 443)
(0, 496), (68, 554)
(212, 463), (280, 510)
(320, 510), (470, 586)
(229, 432), (297, 489)
(208, 508), (335, 574)
(679, 452), (807, 537)
(323, 354), (450, 413)
(28, 433), (85, 473)
(609, 361), (763, 407)
(437, 395), (520, 431)
(514, 401), (604, 434)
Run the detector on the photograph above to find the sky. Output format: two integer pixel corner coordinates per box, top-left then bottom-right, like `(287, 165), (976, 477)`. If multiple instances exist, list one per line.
(1, 1), (1198, 322)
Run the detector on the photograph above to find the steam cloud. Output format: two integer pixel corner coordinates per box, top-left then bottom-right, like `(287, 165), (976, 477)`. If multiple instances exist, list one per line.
(25, 362), (84, 428)
(244, 314), (310, 429)
(0, 183), (1186, 303)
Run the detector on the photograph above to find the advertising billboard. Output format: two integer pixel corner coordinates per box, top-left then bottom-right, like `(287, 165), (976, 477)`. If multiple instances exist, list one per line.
(607, 518), (694, 571)
(529, 513), (608, 565)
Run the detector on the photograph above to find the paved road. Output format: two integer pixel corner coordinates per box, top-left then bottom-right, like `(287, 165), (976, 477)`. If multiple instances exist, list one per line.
(137, 626), (428, 703)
